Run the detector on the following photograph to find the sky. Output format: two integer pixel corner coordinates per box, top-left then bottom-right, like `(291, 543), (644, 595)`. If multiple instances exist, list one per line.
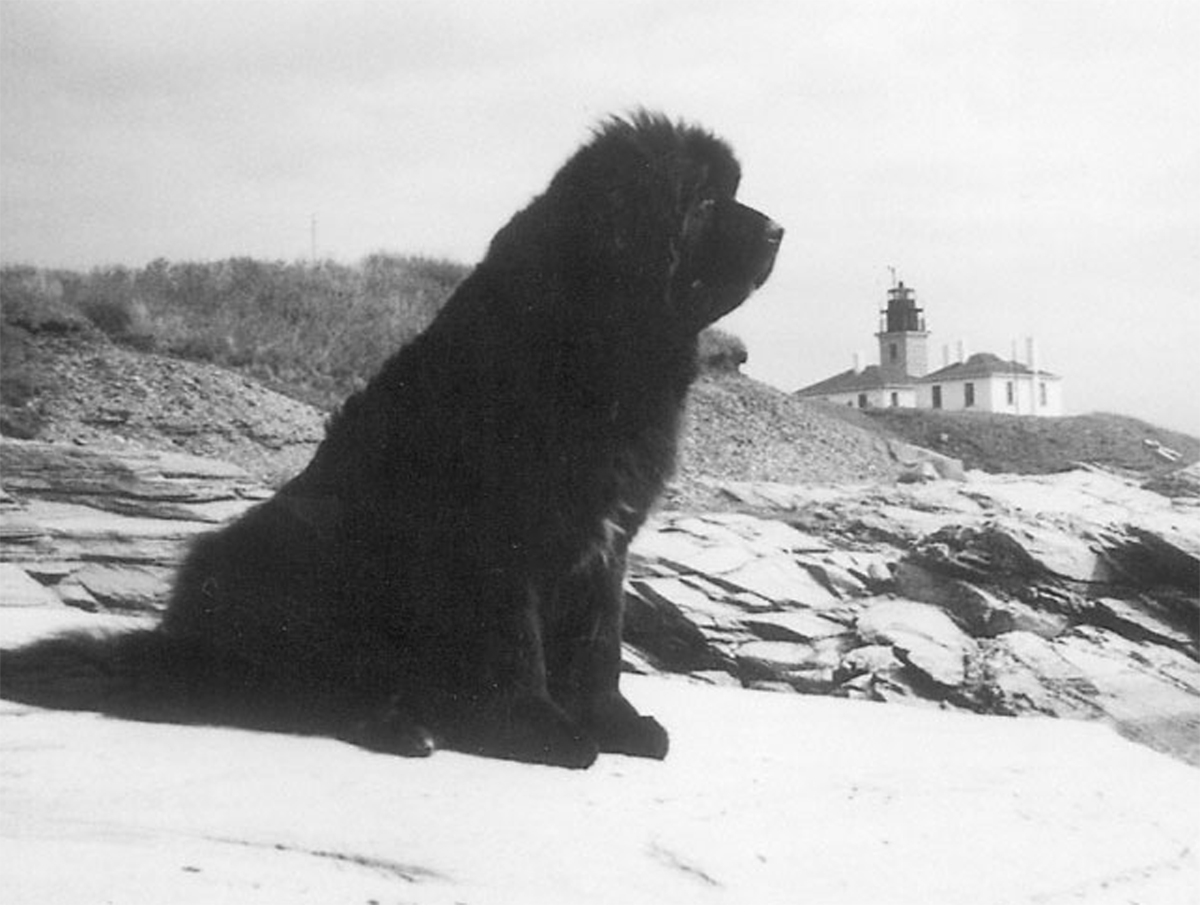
(1, 0), (1197, 434)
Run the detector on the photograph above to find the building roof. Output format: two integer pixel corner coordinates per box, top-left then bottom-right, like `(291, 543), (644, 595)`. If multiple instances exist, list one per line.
(917, 352), (1060, 383)
(795, 365), (915, 396)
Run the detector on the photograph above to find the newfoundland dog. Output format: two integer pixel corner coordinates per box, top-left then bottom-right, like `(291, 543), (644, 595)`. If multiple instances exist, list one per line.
(2, 111), (782, 768)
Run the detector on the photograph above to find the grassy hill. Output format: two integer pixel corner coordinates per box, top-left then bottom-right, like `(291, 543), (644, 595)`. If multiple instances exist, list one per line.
(0, 256), (468, 411)
(3, 258), (1195, 493)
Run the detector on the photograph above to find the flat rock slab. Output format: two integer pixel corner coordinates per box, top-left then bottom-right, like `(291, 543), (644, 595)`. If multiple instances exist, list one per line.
(712, 555), (840, 609)
(2, 608), (1198, 905)
(992, 518), (1115, 583)
(981, 627), (1200, 763)
(0, 439), (261, 521)
(3, 668), (1198, 905)
(742, 609), (849, 641)
(856, 599), (979, 688)
(1, 499), (232, 566)
(70, 562), (173, 612)
(0, 563), (60, 607)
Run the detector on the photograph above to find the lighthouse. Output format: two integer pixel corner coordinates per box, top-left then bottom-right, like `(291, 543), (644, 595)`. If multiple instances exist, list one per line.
(876, 281), (929, 380)
(795, 276), (1064, 414)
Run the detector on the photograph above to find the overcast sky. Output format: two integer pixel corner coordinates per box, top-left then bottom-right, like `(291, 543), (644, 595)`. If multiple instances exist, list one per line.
(2, 0), (1197, 433)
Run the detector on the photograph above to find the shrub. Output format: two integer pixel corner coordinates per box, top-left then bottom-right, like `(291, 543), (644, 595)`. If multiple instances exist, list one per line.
(0, 265), (91, 334)
(698, 328), (749, 373)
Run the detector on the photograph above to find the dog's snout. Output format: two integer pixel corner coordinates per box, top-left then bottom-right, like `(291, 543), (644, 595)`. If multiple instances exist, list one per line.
(764, 219), (785, 245)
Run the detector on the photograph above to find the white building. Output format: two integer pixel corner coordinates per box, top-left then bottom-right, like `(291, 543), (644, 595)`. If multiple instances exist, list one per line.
(795, 281), (1064, 416)
(916, 350), (1065, 415)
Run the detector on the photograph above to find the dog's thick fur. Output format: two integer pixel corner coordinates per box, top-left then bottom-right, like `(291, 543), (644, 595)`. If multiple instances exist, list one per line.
(1, 112), (782, 767)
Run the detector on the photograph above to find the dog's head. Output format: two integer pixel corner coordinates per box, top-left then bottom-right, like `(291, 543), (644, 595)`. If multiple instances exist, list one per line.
(485, 112), (782, 339)
(672, 194), (783, 332)
(553, 111), (782, 335)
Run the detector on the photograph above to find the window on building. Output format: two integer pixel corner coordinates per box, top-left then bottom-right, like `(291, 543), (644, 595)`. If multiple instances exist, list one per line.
(932, 385), (942, 409)
(1005, 381), (1014, 405)
(857, 393), (868, 409)
(889, 343), (898, 362)
(890, 392), (899, 407)
(964, 382), (976, 407)
(1039, 382), (1047, 407)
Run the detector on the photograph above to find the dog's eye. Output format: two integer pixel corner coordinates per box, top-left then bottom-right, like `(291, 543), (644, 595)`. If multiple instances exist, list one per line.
(685, 198), (716, 233)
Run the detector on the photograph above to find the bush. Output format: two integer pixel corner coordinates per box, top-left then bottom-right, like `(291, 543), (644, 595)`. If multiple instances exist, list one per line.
(0, 266), (92, 335)
(698, 328), (748, 373)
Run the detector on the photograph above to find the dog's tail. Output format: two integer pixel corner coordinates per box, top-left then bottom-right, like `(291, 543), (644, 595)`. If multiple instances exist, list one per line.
(1, 628), (366, 735)
(0, 627), (227, 720)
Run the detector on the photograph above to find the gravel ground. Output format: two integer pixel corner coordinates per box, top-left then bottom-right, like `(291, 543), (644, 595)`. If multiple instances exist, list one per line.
(3, 334), (900, 498)
(669, 373), (898, 507)
(2, 333), (324, 485)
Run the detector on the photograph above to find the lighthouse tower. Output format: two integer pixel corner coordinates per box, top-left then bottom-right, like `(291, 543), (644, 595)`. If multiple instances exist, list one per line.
(876, 280), (929, 379)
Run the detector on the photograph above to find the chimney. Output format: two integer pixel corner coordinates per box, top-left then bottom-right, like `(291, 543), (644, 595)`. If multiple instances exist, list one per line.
(852, 351), (863, 374)
(1027, 336), (1039, 411)
(956, 339), (967, 363)
(942, 344), (950, 368)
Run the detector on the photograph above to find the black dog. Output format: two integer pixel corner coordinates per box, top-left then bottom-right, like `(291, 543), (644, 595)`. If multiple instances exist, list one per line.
(2, 112), (782, 768)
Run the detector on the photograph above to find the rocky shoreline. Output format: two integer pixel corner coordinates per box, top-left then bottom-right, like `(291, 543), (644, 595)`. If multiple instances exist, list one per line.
(2, 438), (1197, 766)
(628, 467), (1199, 765)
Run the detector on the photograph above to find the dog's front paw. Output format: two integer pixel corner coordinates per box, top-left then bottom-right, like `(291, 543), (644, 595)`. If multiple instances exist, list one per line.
(586, 694), (669, 759)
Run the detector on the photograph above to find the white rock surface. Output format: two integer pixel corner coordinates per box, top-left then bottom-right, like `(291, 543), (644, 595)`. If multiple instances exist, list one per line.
(2, 611), (1198, 905)
(855, 599), (979, 688)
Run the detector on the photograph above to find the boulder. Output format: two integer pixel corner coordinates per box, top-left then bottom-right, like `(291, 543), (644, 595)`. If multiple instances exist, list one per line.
(855, 599), (979, 689)
(894, 561), (1070, 639)
(837, 643), (904, 680)
(736, 635), (856, 679)
(912, 520), (1114, 584)
(1001, 520), (1115, 583)
(886, 438), (966, 482)
(736, 640), (825, 676)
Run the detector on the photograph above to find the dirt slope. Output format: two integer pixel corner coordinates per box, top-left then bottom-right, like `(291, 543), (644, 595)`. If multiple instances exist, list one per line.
(2, 330), (901, 494)
(6, 328), (1195, 496)
(1, 331), (324, 485)
(853, 406), (1200, 475)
